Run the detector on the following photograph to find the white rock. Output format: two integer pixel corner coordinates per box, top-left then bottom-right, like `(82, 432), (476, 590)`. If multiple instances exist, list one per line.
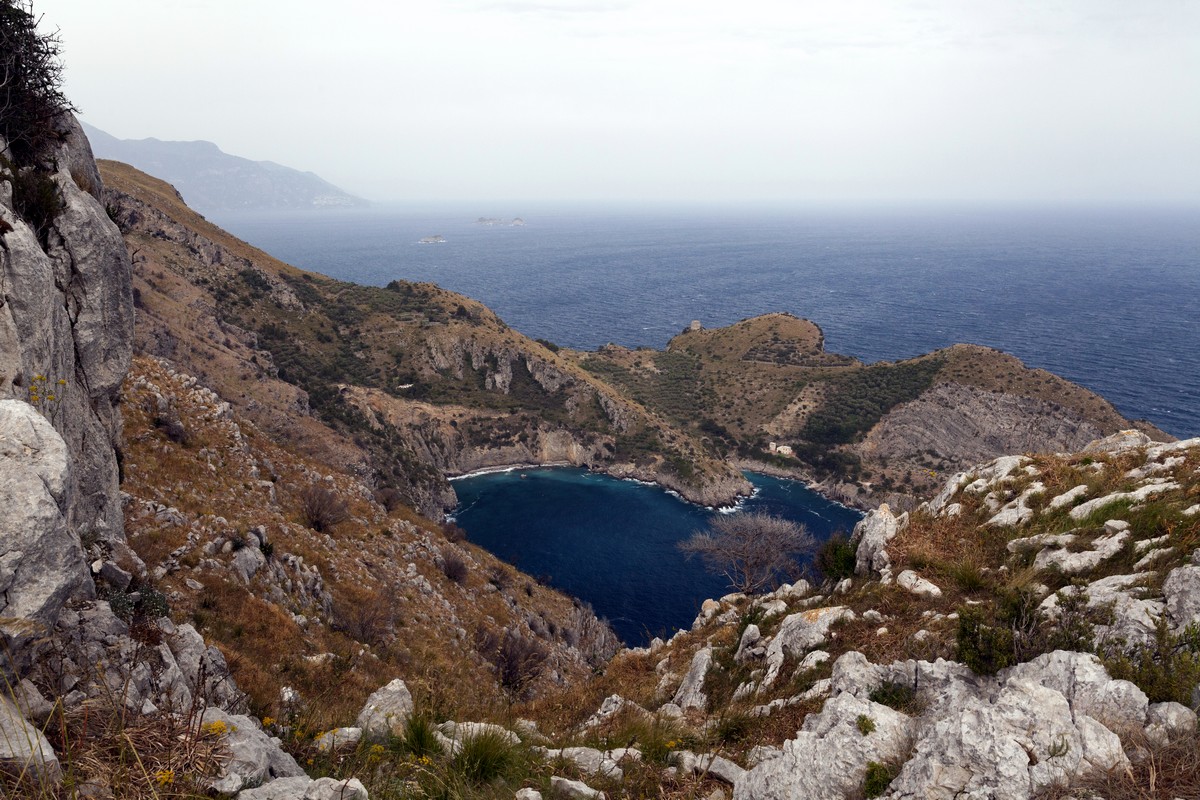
(0, 694), (60, 783)
(1144, 702), (1198, 748)
(314, 727), (362, 752)
(550, 776), (606, 799)
(851, 504), (900, 577)
(733, 692), (911, 800)
(1069, 483), (1180, 520)
(897, 570), (942, 598)
(356, 678), (414, 741)
(1047, 484), (1090, 511)
(560, 746), (623, 780)
(303, 778), (369, 800)
(673, 647), (713, 710)
(986, 482), (1045, 527)
(761, 607), (854, 688)
(673, 750), (746, 784)
(515, 789), (543, 800)
(1163, 565), (1200, 633)
(1033, 529), (1129, 575)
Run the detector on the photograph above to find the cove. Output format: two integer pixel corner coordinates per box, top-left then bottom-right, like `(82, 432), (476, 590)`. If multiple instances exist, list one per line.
(450, 469), (863, 645)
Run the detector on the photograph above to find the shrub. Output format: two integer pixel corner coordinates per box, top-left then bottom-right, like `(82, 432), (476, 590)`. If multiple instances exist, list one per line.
(449, 729), (521, 785)
(441, 551), (469, 584)
(299, 483), (349, 532)
(869, 681), (919, 713)
(864, 760), (900, 798)
(0, 0), (75, 164)
(475, 627), (548, 697)
(398, 714), (442, 759)
(857, 714), (876, 735)
(814, 533), (857, 582)
(1102, 620), (1200, 705)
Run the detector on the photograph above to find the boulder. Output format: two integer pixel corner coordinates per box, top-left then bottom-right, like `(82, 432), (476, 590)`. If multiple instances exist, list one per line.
(733, 692), (911, 800)
(887, 679), (1126, 800)
(201, 707), (305, 795)
(851, 504), (900, 578)
(356, 678), (414, 741)
(0, 694), (61, 783)
(1005, 651), (1148, 731)
(1144, 701), (1198, 748)
(314, 727), (362, 752)
(1163, 565), (1200, 633)
(550, 776), (606, 799)
(303, 778), (369, 800)
(761, 607), (853, 688)
(673, 647), (713, 711)
(896, 570), (942, 599)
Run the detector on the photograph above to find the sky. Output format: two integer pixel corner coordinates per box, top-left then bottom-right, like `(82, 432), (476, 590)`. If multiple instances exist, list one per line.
(43, 0), (1200, 206)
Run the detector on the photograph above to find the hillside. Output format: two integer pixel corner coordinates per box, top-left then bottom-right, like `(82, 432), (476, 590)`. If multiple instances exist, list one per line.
(100, 160), (752, 513)
(84, 123), (368, 212)
(574, 313), (1167, 508)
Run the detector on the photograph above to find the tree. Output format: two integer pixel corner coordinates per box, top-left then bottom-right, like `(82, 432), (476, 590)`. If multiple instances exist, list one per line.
(0, 0), (75, 164)
(678, 511), (815, 595)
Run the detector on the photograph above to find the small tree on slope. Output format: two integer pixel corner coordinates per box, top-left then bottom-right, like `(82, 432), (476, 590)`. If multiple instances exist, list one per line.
(678, 511), (814, 595)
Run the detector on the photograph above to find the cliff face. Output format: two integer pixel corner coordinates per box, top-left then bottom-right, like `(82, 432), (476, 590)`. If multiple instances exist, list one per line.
(0, 117), (134, 668)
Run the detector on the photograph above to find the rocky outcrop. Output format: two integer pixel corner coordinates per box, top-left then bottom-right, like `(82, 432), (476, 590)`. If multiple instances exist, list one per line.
(1, 119), (133, 555)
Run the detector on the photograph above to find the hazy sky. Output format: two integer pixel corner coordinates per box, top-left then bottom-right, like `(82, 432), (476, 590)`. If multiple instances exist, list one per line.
(45, 1), (1200, 205)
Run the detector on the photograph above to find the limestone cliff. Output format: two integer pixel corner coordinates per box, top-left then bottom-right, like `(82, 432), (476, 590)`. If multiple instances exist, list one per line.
(0, 116), (133, 669)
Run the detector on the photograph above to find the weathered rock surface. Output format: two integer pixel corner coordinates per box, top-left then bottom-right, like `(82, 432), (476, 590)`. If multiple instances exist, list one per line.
(356, 678), (414, 741)
(201, 707), (305, 795)
(851, 504), (901, 580)
(1163, 565), (1200, 633)
(0, 694), (61, 783)
(0, 400), (91, 670)
(673, 646), (713, 710)
(734, 692), (911, 800)
(761, 607), (854, 688)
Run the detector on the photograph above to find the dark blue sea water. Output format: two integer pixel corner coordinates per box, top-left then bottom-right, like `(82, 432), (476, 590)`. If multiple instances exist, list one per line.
(450, 469), (862, 645)
(213, 205), (1200, 438)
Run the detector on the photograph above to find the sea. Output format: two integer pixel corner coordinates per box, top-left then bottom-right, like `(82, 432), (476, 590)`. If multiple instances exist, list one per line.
(211, 204), (1200, 643)
(450, 469), (862, 645)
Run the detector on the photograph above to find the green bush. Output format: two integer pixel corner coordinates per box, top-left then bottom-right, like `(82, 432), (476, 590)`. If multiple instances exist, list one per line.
(856, 714), (876, 735)
(398, 714), (442, 760)
(449, 730), (521, 785)
(1102, 621), (1200, 705)
(814, 533), (857, 582)
(864, 760), (900, 798)
(869, 681), (919, 713)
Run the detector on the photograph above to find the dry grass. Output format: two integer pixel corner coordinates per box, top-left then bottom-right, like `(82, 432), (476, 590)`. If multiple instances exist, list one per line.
(1036, 729), (1200, 800)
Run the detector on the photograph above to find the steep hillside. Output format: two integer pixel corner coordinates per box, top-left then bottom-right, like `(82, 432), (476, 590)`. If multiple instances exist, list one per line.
(575, 313), (1167, 508)
(100, 160), (752, 512)
(119, 354), (619, 722)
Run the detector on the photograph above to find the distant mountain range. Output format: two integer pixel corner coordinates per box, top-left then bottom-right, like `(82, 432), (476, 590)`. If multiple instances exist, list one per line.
(82, 122), (368, 213)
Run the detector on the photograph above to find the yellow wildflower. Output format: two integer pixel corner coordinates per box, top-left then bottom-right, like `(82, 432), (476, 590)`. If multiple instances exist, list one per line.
(202, 719), (229, 736)
(262, 716), (276, 727)
(154, 769), (175, 787)
(418, 755), (433, 766)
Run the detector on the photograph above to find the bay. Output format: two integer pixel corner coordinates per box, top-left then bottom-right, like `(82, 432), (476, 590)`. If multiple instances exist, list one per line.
(450, 469), (862, 646)
(212, 205), (1200, 439)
